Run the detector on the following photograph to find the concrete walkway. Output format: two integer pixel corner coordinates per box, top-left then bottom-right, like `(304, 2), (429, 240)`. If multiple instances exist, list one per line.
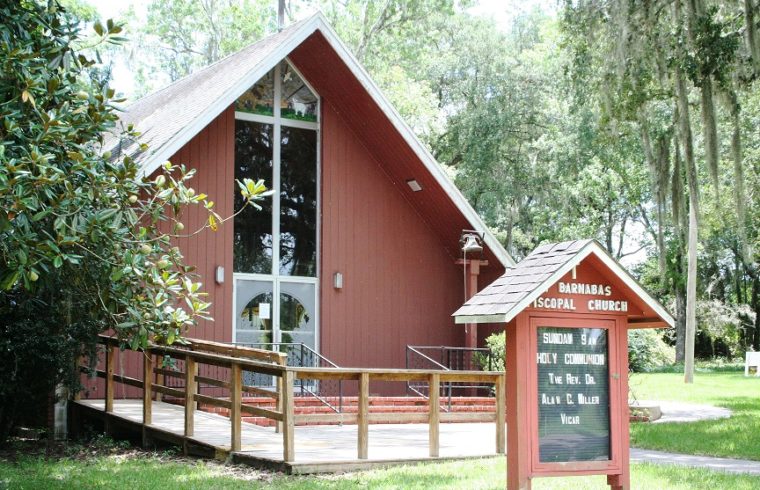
(636, 400), (732, 423)
(631, 448), (760, 476)
(629, 399), (760, 476)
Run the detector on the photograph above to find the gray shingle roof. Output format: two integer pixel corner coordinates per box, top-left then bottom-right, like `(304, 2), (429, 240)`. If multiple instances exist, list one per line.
(453, 239), (675, 328)
(453, 239), (594, 319)
(107, 15), (317, 169)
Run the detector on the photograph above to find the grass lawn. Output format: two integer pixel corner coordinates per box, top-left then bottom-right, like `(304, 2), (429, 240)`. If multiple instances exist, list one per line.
(629, 371), (760, 461)
(2, 370), (757, 489)
(1, 453), (760, 490)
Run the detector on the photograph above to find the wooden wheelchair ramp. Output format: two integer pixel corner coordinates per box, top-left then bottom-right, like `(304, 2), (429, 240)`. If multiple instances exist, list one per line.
(73, 398), (499, 474)
(74, 335), (505, 474)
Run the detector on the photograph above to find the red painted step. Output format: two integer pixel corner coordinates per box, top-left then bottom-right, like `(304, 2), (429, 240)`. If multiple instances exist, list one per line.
(196, 396), (497, 427)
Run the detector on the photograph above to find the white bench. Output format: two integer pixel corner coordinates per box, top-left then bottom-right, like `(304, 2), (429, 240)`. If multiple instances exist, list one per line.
(746, 352), (760, 377)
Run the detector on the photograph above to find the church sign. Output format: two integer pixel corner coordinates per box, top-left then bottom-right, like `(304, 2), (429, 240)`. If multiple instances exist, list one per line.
(452, 240), (674, 490)
(536, 326), (610, 463)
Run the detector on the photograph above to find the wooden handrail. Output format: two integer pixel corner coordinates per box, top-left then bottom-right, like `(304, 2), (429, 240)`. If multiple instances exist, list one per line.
(291, 366), (502, 382)
(186, 338), (287, 364)
(95, 335), (287, 375)
(90, 335), (290, 458)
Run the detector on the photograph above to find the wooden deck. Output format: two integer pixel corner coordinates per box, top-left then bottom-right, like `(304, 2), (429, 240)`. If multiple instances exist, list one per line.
(73, 399), (499, 474)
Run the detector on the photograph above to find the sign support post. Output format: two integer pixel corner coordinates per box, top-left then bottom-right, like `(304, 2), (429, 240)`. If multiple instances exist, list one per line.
(506, 314), (532, 489)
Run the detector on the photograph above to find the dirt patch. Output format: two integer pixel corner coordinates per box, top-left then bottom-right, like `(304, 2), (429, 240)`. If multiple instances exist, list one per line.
(0, 435), (284, 483)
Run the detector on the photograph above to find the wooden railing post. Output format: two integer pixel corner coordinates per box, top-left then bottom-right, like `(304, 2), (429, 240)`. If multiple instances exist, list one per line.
(429, 373), (440, 457)
(105, 345), (116, 413)
(495, 373), (506, 454)
(155, 355), (164, 402)
(230, 363), (242, 452)
(276, 356), (286, 434)
(282, 370), (295, 462)
(185, 357), (197, 438)
(143, 352), (153, 425)
(358, 372), (369, 459)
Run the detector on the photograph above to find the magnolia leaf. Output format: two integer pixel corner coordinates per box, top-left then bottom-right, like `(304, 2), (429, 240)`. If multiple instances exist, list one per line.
(0, 269), (21, 290)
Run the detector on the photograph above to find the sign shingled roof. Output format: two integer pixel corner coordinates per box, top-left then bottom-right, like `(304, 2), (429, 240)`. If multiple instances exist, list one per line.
(453, 239), (674, 327)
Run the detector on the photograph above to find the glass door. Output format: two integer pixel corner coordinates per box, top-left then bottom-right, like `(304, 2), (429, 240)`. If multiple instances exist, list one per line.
(235, 280), (274, 346)
(235, 278), (317, 386)
(235, 280), (275, 387)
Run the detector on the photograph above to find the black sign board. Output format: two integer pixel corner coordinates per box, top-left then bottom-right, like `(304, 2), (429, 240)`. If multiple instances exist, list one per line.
(536, 327), (610, 463)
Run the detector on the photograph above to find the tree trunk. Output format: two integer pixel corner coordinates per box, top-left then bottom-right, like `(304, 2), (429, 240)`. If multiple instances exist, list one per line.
(728, 94), (750, 264)
(674, 0), (700, 382)
(672, 133), (688, 362)
(684, 185), (698, 383)
(675, 276), (687, 362)
(656, 134), (670, 285)
(752, 274), (760, 351)
(638, 112), (670, 284)
(745, 0), (760, 74)
(700, 79), (720, 195)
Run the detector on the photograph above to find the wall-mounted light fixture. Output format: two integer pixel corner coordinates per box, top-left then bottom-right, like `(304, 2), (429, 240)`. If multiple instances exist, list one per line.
(406, 179), (422, 192)
(215, 266), (225, 284)
(334, 272), (343, 289)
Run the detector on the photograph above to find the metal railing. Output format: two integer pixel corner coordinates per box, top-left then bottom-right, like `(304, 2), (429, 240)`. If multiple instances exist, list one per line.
(237, 342), (343, 414)
(406, 345), (498, 407)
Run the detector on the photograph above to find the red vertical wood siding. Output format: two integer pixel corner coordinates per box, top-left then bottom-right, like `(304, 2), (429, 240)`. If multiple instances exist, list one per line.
(319, 101), (467, 370)
(81, 108), (234, 400)
(171, 106), (235, 344)
(289, 33), (503, 268)
(82, 36), (516, 399)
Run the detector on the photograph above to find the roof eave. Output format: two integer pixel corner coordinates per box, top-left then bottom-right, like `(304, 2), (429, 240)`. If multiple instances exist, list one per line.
(454, 314), (508, 325)
(310, 17), (514, 268)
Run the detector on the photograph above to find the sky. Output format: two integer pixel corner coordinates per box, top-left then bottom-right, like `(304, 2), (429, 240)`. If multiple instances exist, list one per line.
(89, 0), (557, 96)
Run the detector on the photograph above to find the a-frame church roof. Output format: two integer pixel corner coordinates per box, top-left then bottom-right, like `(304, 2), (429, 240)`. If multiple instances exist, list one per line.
(108, 12), (514, 268)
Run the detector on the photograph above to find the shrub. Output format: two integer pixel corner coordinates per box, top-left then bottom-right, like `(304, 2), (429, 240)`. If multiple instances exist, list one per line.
(0, 1), (267, 441)
(475, 331), (505, 371)
(628, 329), (675, 372)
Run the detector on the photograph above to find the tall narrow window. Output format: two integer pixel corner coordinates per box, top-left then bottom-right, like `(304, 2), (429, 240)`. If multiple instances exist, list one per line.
(280, 126), (317, 276)
(233, 121), (273, 274)
(233, 60), (320, 368)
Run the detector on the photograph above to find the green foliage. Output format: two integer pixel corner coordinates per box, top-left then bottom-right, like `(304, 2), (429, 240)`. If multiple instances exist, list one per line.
(475, 331), (505, 371)
(128, 0), (276, 94)
(645, 358), (744, 373)
(628, 329), (676, 372)
(695, 299), (754, 358)
(559, 0), (760, 367)
(0, 1), (267, 441)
